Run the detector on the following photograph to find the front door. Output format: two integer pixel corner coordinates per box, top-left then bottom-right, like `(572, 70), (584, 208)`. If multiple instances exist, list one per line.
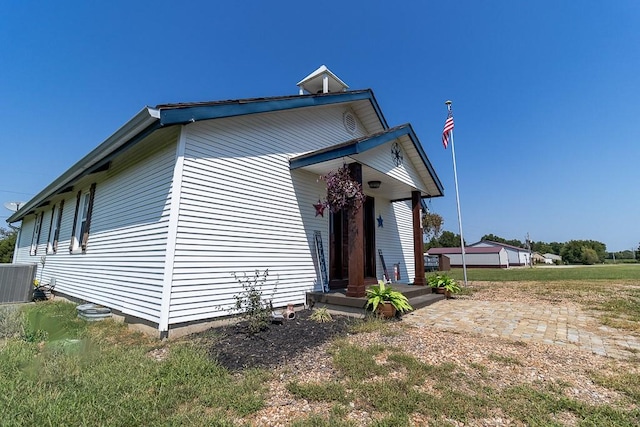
(329, 197), (376, 289)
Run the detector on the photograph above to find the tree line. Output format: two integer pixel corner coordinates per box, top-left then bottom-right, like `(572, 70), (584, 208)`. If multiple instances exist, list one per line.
(424, 228), (637, 265)
(0, 227), (17, 263)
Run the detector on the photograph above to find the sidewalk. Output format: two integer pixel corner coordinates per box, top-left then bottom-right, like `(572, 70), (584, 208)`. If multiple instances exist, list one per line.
(404, 299), (640, 359)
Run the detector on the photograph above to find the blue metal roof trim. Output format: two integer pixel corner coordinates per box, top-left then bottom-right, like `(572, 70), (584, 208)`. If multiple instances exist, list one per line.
(289, 125), (410, 170)
(290, 124), (444, 197)
(7, 90), (390, 224)
(404, 123), (445, 196)
(159, 90), (383, 126)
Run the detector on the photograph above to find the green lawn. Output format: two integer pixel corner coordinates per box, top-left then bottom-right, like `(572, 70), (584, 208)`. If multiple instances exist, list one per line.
(440, 264), (640, 282)
(1, 274), (639, 426)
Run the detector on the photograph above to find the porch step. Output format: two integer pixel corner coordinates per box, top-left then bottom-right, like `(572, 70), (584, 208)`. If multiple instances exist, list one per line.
(306, 284), (443, 316)
(407, 293), (445, 310)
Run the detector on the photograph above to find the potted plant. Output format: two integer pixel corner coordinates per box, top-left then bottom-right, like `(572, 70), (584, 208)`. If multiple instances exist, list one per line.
(365, 280), (413, 318)
(427, 274), (461, 299)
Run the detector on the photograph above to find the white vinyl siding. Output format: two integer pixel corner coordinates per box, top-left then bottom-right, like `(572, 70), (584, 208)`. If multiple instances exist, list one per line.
(431, 250), (508, 268)
(15, 218), (35, 261)
(14, 127), (180, 324)
(11, 98), (433, 333)
(353, 140), (428, 194)
(169, 105), (364, 324)
(470, 242), (529, 266)
(373, 198), (415, 283)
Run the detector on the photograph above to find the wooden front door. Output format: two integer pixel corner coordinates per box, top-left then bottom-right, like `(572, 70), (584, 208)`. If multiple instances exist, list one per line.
(329, 197), (376, 289)
(329, 209), (349, 289)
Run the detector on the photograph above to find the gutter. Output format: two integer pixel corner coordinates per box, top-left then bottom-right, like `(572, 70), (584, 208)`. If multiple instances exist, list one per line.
(7, 107), (160, 223)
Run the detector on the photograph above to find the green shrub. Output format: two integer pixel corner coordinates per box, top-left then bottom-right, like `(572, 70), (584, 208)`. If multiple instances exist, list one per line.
(232, 269), (277, 334)
(310, 307), (333, 323)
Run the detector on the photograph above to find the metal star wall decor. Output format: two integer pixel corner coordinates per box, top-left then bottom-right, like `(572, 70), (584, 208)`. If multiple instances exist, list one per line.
(313, 200), (326, 217)
(377, 214), (384, 228)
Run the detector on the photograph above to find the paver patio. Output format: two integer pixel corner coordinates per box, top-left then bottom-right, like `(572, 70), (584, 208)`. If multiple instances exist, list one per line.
(404, 299), (640, 359)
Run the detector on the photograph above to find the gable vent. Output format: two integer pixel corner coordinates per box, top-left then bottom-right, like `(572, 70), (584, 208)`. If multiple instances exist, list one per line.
(343, 111), (357, 134)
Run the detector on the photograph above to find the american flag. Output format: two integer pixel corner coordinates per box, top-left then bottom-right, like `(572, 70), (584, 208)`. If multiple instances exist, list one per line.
(442, 111), (454, 149)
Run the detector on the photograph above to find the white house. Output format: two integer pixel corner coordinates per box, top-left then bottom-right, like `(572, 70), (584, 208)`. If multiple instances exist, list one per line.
(7, 66), (444, 337)
(426, 247), (509, 268)
(543, 253), (562, 264)
(468, 240), (530, 266)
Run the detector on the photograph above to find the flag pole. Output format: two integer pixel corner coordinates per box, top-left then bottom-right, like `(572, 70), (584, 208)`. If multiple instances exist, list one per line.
(445, 100), (468, 286)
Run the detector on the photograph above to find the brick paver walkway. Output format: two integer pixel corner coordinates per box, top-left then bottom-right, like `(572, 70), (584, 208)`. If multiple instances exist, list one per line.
(404, 300), (640, 359)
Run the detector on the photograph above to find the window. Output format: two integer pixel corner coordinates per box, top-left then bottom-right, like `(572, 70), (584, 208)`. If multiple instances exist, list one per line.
(70, 184), (96, 253)
(30, 212), (44, 256)
(47, 201), (64, 254)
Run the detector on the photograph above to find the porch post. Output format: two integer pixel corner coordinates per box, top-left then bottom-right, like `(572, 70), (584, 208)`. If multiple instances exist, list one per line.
(346, 163), (365, 297)
(412, 191), (425, 286)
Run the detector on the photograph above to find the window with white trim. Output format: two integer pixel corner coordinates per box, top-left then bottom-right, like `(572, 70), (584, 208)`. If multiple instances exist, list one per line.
(30, 212), (43, 256)
(70, 184), (96, 253)
(47, 202), (64, 254)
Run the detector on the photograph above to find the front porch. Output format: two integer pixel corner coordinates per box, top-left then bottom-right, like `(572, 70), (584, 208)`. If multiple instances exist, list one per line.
(306, 283), (444, 317)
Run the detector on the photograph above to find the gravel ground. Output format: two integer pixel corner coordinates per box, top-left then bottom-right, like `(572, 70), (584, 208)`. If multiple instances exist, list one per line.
(187, 282), (639, 426)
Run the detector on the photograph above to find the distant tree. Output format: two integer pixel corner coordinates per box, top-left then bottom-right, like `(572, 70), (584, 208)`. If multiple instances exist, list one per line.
(422, 211), (443, 242)
(481, 233), (503, 244)
(0, 227), (17, 263)
(531, 241), (552, 254)
(549, 242), (565, 255)
(561, 240), (606, 264)
(580, 247), (599, 265)
(531, 241), (564, 255)
(608, 250), (634, 260)
(425, 230), (465, 249)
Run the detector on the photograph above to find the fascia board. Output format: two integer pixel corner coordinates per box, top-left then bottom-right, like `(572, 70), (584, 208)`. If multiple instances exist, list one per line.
(159, 90), (382, 126)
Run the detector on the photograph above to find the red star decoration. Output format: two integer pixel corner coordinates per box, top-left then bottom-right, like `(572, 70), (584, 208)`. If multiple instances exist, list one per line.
(313, 200), (326, 217)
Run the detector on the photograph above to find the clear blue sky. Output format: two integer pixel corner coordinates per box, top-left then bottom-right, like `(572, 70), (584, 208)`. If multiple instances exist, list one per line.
(1, 1), (638, 252)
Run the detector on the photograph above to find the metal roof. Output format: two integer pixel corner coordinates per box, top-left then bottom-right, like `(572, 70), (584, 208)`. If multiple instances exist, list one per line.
(427, 247), (505, 254)
(8, 90), (388, 223)
(469, 240), (529, 252)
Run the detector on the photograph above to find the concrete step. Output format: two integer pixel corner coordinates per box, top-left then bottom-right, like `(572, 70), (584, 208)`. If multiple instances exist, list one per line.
(408, 293), (445, 310)
(400, 285), (436, 299)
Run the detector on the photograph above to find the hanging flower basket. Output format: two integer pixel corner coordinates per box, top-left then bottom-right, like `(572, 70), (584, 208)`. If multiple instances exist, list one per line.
(320, 165), (366, 213)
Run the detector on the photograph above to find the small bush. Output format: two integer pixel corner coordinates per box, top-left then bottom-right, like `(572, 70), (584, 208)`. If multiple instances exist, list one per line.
(310, 307), (333, 323)
(232, 269), (277, 335)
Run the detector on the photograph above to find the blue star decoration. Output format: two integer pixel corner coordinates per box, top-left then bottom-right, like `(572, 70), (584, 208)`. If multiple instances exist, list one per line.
(377, 215), (383, 228)
(313, 200), (326, 217)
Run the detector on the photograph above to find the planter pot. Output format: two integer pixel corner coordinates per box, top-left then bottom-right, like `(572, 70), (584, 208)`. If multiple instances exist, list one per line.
(377, 302), (397, 319)
(433, 287), (446, 295)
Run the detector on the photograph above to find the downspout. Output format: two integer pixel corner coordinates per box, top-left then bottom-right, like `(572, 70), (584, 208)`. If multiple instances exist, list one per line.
(158, 125), (187, 338)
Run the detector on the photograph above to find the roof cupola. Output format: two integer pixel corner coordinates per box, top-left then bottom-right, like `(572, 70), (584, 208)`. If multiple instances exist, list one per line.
(297, 65), (349, 94)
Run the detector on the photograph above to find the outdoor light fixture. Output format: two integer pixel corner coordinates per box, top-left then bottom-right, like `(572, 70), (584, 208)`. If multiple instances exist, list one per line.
(368, 180), (381, 189)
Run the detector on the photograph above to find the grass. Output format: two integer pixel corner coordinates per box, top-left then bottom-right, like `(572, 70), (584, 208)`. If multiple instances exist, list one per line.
(442, 263), (640, 282)
(488, 353), (523, 366)
(287, 342), (640, 426)
(0, 304), (24, 339)
(2, 270), (640, 426)
(0, 301), (269, 426)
